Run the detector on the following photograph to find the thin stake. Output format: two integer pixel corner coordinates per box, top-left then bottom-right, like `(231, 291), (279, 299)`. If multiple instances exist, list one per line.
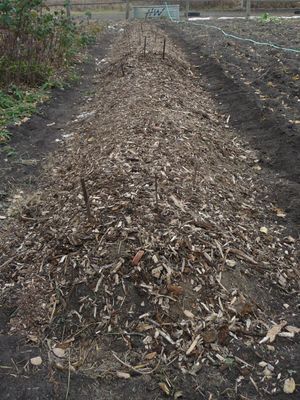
(162, 38), (166, 59)
(65, 350), (71, 399)
(80, 177), (92, 223)
(193, 163), (198, 190)
(155, 176), (158, 207)
(121, 64), (125, 77)
(143, 36), (147, 57)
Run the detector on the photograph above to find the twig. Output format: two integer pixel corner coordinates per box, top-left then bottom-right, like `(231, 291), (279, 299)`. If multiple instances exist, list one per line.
(154, 174), (158, 209)
(112, 349), (163, 375)
(121, 64), (125, 77)
(162, 38), (166, 59)
(0, 256), (16, 272)
(143, 36), (147, 57)
(80, 177), (92, 223)
(65, 351), (71, 400)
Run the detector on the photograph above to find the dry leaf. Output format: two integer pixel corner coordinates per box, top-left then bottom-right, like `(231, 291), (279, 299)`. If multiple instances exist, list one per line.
(285, 325), (300, 334)
(260, 321), (287, 343)
(144, 351), (157, 360)
(136, 323), (153, 332)
(174, 391), (183, 399)
(202, 329), (217, 343)
(186, 334), (201, 355)
(233, 299), (255, 316)
(170, 194), (185, 211)
(260, 226), (268, 234)
(28, 335), (38, 343)
(283, 378), (296, 394)
(151, 266), (162, 278)
(167, 284), (184, 296)
(183, 310), (195, 319)
(30, 356), (42, 366)
(226, 259), (236, 267)
(52, 347), (65, 358)
(116, 371), (131, 379)
(132, 250), (145, 266)
(273, 207), (286, 218)
(159, 382), (170, 396)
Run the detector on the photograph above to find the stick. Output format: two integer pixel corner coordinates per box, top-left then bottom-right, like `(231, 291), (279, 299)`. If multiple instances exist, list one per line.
(193, 162), (198, 189)
(143, 36), (147, 57)
(162, 38), (166, 59)
(65, 351), (71, 400)
(154, 174), (158, 209)
(121, 64), (125, 77)
(80, 177), (92, 223)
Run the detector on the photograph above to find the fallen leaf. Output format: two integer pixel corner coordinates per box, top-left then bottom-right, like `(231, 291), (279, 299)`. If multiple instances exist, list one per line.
(167, 284), (184, 296)
(28, 335), (38, 343)
(285, 325), (300, 334)
(151, 266), (162, 278)
(52, 347), (65, 358)
(144, 351), (157, 360)
(136, 323), (153, 332)
(159, 382), (170, 395)
(174, 390), (183, 399)
(30, 356), (42, 366)
(233, 299), (255, 316)
(218, 325), (229, 345)
(132, 250), (144, 266)
(183, 310), (195, 319)
(170, 194), (185, 212)
(202, 329), (217, 343)
(283, 377), (296, 394)
(116, 371), (131, 379)
(273, 207), (286, 218)
(226, 259), (236, 267)
(260, 226), (268, 234)
(260, 321), (287, 344)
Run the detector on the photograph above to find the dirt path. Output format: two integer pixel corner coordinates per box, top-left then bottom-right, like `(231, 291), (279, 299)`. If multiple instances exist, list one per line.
(0, 31), (115, 218)
(0, 22), (299, 400)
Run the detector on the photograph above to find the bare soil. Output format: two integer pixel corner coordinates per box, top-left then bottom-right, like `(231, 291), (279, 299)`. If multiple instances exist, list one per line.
(163, 19), (300, 234)
(0, 21), (299, 400)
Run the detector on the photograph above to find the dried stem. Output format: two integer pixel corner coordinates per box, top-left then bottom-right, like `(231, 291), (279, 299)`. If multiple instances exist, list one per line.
(80, 177), (92, 223)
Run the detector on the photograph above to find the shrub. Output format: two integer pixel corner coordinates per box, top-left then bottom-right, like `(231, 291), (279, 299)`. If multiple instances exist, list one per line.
(0, 0), (79, 87)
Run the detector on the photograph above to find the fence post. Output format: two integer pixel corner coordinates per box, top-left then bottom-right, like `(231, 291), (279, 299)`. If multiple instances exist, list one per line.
(125, 0), (130, 20)
(246, 0), (251, 19)
(66, 0), (71, 19)
(186, 0), (190, 19)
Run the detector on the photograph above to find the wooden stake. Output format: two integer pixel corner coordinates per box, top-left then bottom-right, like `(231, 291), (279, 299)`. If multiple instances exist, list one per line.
(125, 0), (130, 20)
(80, 177), (92, 223)
(144, 36), (147, 57)
(121, 64), (125, 77)
(162, 38), (166, 59)
(154, 174), (158, 209)
(66, 0), (71, 19)
(246, 0), (251, 19)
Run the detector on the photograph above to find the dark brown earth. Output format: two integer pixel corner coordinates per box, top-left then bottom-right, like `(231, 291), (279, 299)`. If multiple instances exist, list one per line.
(0, 21), (299, 400)
(163, 19), (300, 235)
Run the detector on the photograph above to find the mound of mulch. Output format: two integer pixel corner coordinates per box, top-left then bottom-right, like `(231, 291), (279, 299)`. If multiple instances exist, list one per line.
(0, 23), (299, 393)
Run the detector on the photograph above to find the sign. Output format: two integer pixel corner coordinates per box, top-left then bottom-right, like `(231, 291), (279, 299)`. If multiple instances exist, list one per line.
(132, 5), (180, 20)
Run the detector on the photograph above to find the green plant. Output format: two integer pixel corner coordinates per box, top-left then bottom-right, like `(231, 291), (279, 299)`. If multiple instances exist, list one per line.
(0, 0), (82, 87)
(259, 12), (280, 23)
(0, 86), (49, 144)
